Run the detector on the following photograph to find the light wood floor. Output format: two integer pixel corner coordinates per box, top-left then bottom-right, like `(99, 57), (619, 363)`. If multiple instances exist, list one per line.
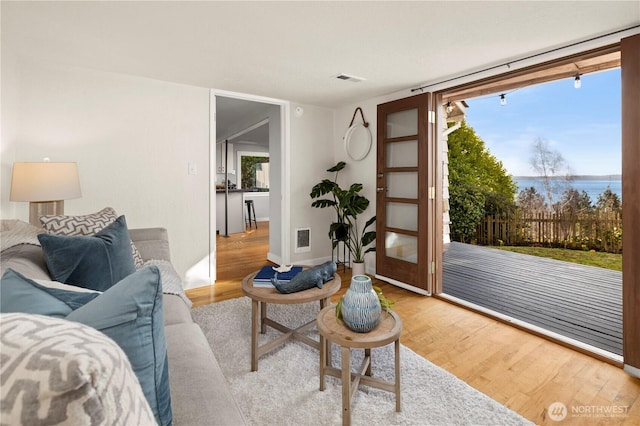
(187, 222), (640, 425)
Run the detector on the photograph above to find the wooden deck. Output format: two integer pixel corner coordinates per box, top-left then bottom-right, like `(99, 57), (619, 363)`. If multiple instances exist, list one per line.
(442, 242), (623, 356)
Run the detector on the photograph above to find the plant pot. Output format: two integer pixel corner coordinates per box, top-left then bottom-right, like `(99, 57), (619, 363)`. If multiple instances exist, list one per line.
(333, 222), (350, 241)
(341, 275), (381, 333)
(351, 261), (365, 277)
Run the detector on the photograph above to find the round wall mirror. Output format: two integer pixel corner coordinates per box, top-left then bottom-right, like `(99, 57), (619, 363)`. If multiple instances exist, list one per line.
(344, 123), (372, 161)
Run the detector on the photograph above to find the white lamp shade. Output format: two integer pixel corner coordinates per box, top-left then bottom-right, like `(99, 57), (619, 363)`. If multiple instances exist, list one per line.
(10, 162), (81, 202)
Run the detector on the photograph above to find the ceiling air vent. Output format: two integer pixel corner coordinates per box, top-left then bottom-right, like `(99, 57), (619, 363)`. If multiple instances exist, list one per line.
(335, 73), (366, 83)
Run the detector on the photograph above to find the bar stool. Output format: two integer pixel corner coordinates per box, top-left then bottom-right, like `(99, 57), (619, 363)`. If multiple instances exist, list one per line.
(245, 199), (257, 229)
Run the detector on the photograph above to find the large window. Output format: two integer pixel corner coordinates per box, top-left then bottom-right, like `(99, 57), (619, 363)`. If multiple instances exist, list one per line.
(239, 153), (269, 190)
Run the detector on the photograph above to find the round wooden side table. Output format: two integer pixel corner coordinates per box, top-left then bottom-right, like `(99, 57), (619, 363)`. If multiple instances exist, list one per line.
(317, 305), (403, 426)
(241, 271), (341, 372)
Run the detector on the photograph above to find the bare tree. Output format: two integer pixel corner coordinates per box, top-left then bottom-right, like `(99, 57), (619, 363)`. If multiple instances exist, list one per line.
(529, 137), (572, 210)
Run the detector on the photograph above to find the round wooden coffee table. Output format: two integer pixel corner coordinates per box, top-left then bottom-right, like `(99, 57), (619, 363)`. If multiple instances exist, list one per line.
(317, 305), (403, 426)
(242, 271), (341, 371)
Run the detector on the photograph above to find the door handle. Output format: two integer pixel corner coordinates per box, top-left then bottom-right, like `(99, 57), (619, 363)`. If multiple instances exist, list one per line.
(377, 187), (386, 192)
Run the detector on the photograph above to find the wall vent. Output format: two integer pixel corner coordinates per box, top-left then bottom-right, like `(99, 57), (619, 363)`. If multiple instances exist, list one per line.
(295, 227), (311, 253)
(335, 73), (366, 83)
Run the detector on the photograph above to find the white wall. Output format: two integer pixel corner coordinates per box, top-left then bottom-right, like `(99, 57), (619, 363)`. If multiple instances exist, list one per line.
(1, 48), (20, 220)
(1, 54), (338, 286)
(288, 104), (336, 266)
(1, 52), (420, 287)
(1, 56), (211, 288)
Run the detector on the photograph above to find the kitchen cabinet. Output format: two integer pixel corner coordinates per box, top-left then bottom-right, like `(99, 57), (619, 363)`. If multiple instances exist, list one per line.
(216, 142), (235, 174)
(216, 191), (244, 234)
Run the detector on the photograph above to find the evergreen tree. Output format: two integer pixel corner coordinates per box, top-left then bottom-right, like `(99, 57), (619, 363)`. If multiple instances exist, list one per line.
(517, 187), (547, 213)
(447, 121), (517, 242)
(596, 187), (621, 212)
(556, 188), (593, 215)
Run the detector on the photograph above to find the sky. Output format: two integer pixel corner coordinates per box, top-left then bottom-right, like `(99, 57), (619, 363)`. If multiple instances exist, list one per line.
(464, 68), (621, 177)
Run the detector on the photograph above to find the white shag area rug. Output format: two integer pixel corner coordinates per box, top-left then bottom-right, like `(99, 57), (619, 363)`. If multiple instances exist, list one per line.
(191, 297), (533, 426)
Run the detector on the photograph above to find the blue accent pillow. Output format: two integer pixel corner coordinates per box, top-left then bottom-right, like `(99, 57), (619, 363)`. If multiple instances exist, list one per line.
(0, 269), (81, 317)
(0, 266), (172, 426)
(38, 215), (136, 291)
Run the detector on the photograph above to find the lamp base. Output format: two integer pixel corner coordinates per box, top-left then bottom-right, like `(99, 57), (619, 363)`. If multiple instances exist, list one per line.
(29, 201), (64, 228)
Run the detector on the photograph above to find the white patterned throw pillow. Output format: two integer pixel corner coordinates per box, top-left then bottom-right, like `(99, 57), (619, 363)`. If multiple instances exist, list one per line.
(0, 313), (156, 426)
(40, 207), (145, 268)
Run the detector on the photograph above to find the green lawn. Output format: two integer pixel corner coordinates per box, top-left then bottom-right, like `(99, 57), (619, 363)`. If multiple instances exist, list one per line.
(491, 246), (622, 271)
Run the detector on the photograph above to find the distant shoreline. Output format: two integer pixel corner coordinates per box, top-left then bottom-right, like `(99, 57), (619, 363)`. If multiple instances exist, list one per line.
(513, 175), (621, 181)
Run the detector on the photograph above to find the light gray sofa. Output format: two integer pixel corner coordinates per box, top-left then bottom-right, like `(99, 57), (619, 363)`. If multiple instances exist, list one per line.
(0, 227), (246, 426)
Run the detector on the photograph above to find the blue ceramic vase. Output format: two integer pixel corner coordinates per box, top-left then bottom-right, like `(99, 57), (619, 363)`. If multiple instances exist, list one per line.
(341, 275), (381, 333)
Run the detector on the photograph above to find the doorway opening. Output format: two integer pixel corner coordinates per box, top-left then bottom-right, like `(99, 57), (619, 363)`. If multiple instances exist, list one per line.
(210, 91), (289, 284)
(436, 46), (624, 363)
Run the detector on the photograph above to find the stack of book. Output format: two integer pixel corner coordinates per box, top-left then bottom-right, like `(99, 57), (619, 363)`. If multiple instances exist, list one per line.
(253, 265), (303, 288)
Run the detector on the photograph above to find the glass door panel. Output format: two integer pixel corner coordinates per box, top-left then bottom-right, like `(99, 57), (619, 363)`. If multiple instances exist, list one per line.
(386, 203), (418, 232)
(387, 172), (417, 199)
(386, 109), (418, 138)
(385, 232), (418, 263)
(387, 140), (418, 167)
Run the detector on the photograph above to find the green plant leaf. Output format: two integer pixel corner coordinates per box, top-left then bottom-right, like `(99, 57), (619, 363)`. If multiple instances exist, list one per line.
(361, 231), (376, 246)
(336, 297), (343, 320)
(327, 161), (346, 173)
(364, 215), (376, 230)
(311, 199), (337, 209)
(310, 180), (339, 199)
(348, 182), (363, 193)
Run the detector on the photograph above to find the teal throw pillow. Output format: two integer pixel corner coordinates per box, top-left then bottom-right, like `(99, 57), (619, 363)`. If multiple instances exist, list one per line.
(0, 269), (99, 318)
(0, 266), (172, 426)
(38, 215), (136, 291)
(66, 266), (171, 426)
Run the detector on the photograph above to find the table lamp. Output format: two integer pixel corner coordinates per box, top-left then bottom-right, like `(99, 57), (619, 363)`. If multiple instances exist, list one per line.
(10, 161), (82, 227)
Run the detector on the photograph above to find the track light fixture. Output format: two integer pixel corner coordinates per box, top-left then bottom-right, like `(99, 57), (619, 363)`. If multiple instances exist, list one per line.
(500, 94), (506, 106)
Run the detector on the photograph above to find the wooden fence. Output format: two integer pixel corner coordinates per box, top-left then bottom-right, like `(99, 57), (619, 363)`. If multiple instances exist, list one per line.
(476, 211), (623, 253)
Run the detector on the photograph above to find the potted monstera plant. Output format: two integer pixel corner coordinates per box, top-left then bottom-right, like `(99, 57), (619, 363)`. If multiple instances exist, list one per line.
(310, 161), (376, 275)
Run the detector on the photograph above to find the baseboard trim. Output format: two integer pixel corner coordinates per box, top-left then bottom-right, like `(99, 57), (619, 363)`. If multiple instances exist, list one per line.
(374, 274), (430, 296)
(624, 364), (640, 378)
(267, 252), (282, 266)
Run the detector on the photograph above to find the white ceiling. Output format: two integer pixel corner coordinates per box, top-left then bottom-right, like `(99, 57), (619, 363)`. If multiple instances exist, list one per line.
(216, 96), (271, 145)
(2, 1), (639, 109)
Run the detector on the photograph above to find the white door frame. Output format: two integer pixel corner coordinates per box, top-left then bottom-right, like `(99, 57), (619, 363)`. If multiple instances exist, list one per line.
(209, 89), (291, 283)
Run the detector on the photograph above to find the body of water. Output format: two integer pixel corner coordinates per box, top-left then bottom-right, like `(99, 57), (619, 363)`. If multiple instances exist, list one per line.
(514, 178), (622, 203)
